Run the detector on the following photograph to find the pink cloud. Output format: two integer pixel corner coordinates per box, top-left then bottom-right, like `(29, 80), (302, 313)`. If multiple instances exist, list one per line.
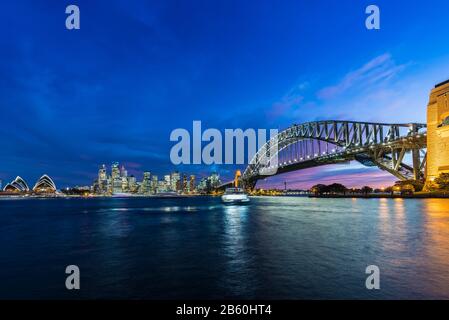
(257, 164), (397, 190)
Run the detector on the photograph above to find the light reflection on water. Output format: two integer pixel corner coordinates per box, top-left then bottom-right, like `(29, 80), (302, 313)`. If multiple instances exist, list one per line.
(1, 197), (449, 299)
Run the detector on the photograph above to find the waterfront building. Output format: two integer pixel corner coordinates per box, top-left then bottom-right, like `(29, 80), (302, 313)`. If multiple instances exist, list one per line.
(90, 162), (204, 195)
(33, 174), (57, 194)
(95, 162), (137, 194)
(209, 173), (221, 189)
(198, 177), (207, 192)
(3, 176), (30, 193)
(196, 173), (221, 193)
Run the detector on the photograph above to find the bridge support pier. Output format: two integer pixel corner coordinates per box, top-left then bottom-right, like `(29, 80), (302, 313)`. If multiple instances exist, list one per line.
(412, 149), (421, 181)
(425, 80), (449, 190)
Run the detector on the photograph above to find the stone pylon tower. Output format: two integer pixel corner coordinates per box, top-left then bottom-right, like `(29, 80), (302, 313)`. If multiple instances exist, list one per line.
(425, 79), (449, 188)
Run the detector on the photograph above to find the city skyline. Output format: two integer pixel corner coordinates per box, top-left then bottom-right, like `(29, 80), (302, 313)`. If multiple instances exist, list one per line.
(1, 1), (449, 188)
(92, 161), (216, 195)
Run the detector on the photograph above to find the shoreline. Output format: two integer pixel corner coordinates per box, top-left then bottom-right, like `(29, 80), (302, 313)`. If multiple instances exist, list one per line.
(2, 193), (449, 200)
(308, 193), (449, 199)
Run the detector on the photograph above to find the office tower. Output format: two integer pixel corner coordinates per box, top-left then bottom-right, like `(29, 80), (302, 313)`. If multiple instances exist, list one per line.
(163, 175), (170, 191)
(198, 177), (207, 192)
(158, 180), (168, 193)
(120, 165), (128, 178)
(182, 174), (188, 193)
(97, 164), (108, 194)
(121, 176), (129, 192)
(141, 172), (151, 194)
(189, 175), (196, 193)
(128, 175), (137, 192)
(98, 164), (107, 181)
(151, 175), (158, 193)
(111, 162), (122, 194)
(170, 171), (180, 192)
(209, 173), (221, 189)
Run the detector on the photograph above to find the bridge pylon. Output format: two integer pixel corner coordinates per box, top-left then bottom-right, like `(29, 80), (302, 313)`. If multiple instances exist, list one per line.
(425, 79), (449, 189)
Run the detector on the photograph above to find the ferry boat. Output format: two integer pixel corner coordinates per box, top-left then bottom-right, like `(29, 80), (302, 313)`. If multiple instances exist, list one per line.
(111, 192), (135, 198)
(221, 170), (250, 204)
(221, 187), (250, 204)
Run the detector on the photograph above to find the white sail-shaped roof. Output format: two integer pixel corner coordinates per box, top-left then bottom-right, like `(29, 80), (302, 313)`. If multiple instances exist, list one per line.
(33, 174), (57, 192)
(3, 176), (30, 192)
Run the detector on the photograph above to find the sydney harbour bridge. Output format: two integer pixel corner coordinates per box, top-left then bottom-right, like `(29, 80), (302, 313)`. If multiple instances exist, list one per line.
(220, 120), (428, 190)
(217, 80), (449, 191)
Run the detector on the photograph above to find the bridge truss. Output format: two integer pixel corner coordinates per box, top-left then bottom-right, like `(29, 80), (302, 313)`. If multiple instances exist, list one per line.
(242, 121), (427, 189)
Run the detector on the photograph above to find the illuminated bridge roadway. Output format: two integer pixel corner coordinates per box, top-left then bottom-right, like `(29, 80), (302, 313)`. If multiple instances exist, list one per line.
(218, 120), (427, 190)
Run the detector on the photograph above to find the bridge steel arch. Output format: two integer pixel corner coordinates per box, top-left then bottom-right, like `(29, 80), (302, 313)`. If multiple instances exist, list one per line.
(242, 120), (427, 189)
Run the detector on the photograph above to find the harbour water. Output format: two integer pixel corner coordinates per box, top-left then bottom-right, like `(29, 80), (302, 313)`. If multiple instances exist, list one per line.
(1, 196), (449, 299)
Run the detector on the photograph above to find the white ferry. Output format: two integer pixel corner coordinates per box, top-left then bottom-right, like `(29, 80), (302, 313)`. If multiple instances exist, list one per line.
(221, 188), (250, 204)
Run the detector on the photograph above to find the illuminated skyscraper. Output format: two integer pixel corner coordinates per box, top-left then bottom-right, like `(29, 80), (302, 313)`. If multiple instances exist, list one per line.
(141, 172), (152, 194)
(198, 177), (207, 192)
(121, 176), (129, 192)
(171, 171), (180, 192)
(120, 165), (128, 178)
(111, 162), (122, 194)
(151, 175), (158, 193)
(164, 175), (171, 191)
(157, 180), (167, 193)
(128, 175), (137, 192)
(97, 164), (108, 194)
(98, 164), (107, 181)
(189, 175), (196, 193)
(209, 173), (221, 189)
(182, 174), (188, 193)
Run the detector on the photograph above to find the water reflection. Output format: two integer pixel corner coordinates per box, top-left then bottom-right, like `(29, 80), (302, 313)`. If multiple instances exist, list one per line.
(222, 205), (249, 251)
(221, 205), (252, 296)
(378, 197), (392, 235)
(393, 198), (405, 217)
(4, 197), (449, 299)
(423, 199), (449, 274)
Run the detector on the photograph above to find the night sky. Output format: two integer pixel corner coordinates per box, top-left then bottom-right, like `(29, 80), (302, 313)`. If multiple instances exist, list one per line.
(1, 0), (449, 189)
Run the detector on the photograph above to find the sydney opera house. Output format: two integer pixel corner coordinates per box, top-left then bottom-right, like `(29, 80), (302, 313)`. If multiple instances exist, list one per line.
(2, 174), (57, 195)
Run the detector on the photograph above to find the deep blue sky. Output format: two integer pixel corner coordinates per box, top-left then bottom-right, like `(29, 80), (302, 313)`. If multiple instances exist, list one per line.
(1, 0), (449, 188)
